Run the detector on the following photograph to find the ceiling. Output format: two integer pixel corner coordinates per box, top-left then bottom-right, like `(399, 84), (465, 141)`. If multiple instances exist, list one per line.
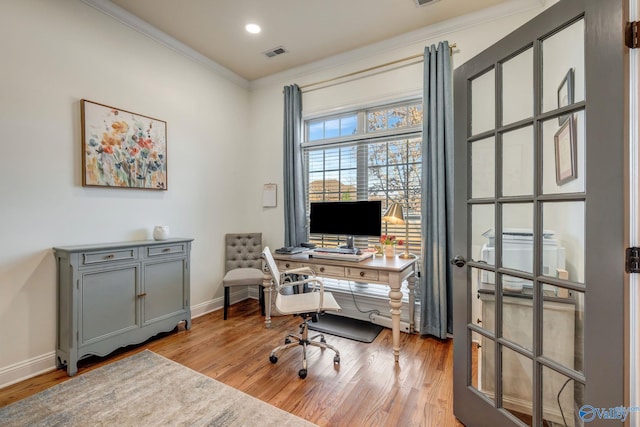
(98, 0), (518, 81)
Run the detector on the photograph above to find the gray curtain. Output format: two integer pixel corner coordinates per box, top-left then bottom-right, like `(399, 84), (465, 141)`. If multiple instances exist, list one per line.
(420, 42), (454, 339)
(283, 84), (306, 247)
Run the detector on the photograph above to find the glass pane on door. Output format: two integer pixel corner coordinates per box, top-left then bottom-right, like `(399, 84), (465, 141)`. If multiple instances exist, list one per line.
(502, 48), (533, 126)
(542, 201), (585, 283)
(471, 335), (496, 403)
(473, 267), (495, 334)
(502, 126), (533, 197)
(502, 347), (533, 426)
(502, 203), (534, 274)
(472, 204), (495, 266)
(472, 137), (495, 198)
(501, 275), (534, 350)
(541, 19), (585, 114)
(471, 69), (496, 135)
(542, 284), (584, 374)
(542, 366), (584, 427)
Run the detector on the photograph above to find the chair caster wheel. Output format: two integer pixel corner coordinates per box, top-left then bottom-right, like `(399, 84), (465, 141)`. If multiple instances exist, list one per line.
(285, 338), (292, 344)
(298, 369), (307, 379)
(333, 355), (340, 364)
(269, 355), (278, 364)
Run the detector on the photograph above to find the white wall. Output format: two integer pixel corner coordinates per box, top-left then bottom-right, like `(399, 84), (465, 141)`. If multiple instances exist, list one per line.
(0, 0), (252, 383)
(249, 1), (551, 254)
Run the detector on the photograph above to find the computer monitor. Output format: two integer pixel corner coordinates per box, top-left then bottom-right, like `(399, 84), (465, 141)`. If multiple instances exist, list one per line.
(309, 200), (382, 249)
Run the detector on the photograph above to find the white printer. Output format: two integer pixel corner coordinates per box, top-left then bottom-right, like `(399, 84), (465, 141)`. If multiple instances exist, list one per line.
(480, 228), (566, 291)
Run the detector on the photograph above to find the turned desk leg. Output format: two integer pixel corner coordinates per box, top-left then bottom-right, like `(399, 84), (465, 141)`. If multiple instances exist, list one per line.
(388, 278), (403, 364)
(407, 268), (417, 334)
(263, 272), (273, 329)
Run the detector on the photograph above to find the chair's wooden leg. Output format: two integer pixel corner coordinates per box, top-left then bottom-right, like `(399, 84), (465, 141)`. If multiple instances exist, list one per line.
(224, 287), (230, 320)
(259, 285), (265, 316)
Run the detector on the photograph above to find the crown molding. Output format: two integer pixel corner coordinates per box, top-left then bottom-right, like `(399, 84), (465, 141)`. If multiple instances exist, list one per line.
(249, 0), (545, 91)
(79, 0), (249, 89)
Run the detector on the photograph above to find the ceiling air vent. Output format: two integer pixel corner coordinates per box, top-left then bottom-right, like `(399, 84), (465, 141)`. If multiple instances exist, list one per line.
(414, 0), (441, 6)
(263, 46), (288, 58)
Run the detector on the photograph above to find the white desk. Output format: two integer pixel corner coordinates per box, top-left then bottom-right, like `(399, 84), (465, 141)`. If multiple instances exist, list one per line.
(264, 252), (418, 363)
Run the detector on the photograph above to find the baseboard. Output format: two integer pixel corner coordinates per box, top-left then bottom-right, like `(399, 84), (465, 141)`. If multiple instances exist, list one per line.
(191, 287), (255, 318)
(0, 352), (57, 389)
(190, 297), (221, 318)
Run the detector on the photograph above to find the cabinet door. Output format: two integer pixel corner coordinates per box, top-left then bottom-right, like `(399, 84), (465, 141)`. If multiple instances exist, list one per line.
(143, 259), (186, 323)
(81, 266), (138, 343)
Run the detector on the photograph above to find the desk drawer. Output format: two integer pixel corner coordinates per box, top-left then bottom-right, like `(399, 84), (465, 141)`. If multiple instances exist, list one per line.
(82, 249), (137, 265)
(313, 264), (345, 278)
(345, 267), (378, 281)
(277, 260), (305, 271)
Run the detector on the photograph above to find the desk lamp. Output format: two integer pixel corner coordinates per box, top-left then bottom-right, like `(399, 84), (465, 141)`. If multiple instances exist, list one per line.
(382, 202), (415, 259)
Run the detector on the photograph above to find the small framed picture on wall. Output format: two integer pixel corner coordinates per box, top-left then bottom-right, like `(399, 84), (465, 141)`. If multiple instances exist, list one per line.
(557, 68), (574, 125)
(554, 114), (577, 185)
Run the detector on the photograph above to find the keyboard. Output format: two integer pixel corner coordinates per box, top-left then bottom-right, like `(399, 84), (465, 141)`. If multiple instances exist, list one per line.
(313, 247), (359, 255)
(274, 246), (309, 255)
(310, 251), (374, 262)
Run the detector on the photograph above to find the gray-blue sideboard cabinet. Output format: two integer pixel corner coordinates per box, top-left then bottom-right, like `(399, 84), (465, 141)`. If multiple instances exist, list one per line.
(53, 238), (193, 376)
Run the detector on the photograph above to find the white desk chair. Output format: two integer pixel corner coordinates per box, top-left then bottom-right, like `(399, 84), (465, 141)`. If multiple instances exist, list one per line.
(262, 246), (341, 379)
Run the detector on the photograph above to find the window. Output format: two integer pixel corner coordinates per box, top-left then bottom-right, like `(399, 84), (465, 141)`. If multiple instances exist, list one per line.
(303, 100), (423, 256)
(307, 113), (357, 141)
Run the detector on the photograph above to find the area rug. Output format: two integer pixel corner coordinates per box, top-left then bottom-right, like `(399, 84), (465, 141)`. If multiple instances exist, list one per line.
(0, 350), (316, 427)
(308, 314), (383, 343)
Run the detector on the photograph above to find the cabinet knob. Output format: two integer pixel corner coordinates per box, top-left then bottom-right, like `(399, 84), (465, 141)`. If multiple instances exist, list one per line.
(476, 318), (482, 324)
(285, 263), (290, 268)
(105, 254), (114, 259)
(359, 271), (365, 277)
(137, 293), (147, 298)
(319, 267), (325, 272)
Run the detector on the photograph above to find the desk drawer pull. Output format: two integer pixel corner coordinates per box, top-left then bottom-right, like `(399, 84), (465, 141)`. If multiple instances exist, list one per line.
(163, 248), (171, 252)
(346, 268), (378, 281)
(319, 267), (325, 272)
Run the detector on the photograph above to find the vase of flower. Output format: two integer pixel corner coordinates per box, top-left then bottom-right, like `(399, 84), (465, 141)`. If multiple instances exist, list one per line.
(384, 244), (396, 257)
(379, 234), (403, 258)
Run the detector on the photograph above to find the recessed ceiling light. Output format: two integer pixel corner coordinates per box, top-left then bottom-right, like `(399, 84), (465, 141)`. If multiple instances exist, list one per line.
(245, 23), (261, 34)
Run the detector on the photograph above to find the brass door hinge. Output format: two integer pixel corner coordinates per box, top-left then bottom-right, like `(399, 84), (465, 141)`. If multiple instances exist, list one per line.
(627, 21), (639, 49)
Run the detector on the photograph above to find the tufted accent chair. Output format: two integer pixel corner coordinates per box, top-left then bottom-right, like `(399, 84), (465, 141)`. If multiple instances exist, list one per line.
(222, 233), (264, 320)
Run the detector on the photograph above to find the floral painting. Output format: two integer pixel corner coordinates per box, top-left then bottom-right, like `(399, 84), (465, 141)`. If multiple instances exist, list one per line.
(81, 100), (167, 189)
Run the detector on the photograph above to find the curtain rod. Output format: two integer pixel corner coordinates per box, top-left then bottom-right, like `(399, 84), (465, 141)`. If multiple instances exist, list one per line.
(299, 43), (456, 92)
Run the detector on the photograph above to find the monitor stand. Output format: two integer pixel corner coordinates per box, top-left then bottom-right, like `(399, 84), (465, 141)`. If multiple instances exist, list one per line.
(339, 236), (358, 254)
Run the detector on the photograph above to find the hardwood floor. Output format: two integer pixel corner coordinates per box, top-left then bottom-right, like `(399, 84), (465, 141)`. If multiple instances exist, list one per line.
(0, 299), (463, 427)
